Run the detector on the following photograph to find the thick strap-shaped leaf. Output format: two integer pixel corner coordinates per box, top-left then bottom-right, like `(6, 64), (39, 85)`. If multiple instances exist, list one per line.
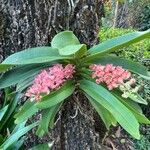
(11, 121), (26, 134)
(112, 90), (150, 124)
(0, 64), (44, 89)
(36, 102), (62, 137)
(86, 29), (150, 60)
(51, 31), (80, 49)
(80, 79), (140, 139)
(16, 76), (34, 92)
(59, 44), (87, 57)
(0, 122), (38, 150)
(10, 136), (26, 150)
(128, 93), (147, 105)
(89, 55), (150, 80)
(14, 100), (38, 124)
(35, 81), (75, 109)
(0, 105), (8, 121)
(86, 94), (117, 129)
(0, 93), (21, 131)
(1, 47), (68, 65)
(9, 122), (26, 150)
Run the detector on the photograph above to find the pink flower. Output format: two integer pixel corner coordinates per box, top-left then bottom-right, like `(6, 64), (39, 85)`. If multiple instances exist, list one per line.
(25, 64), (75, 101)
(89, 64), (132, 90)
(64, 64), (75, 79)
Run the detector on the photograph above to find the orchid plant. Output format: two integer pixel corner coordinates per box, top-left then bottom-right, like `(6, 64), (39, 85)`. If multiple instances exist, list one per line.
(0, 30), (150, 141)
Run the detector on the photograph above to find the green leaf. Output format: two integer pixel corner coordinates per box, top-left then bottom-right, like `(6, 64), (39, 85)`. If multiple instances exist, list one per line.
(59, 44), (87, 57)
(0, 105), (8, 121)
(35, 81), (75, 109)
(121, 98), (142, 113)
(0, 122), (38, 150)
(140, 74), (150, 80)
(0, 64), (14, 73)
(87, 29), (150, 61)
(89, 55), (150, 80)
(11, 121), (26, 134)
(0, 64), (43, 89)
(1, 47), (68, 65)
(29, 142), (53, 150)
(86, 94), (117, 129)
(112, 90), (150, 124)
(16, 76), (34, 92)
(9, 136), (26, 150)
(14, 100), (38, 124)
(8, 122), (26, 150)
(0, 134), (4, 145)
(0, 93), (21, 131)
(51, 31), (80, 49)
(36, 102), (62, 137)
(128, 93), (147, 105)
(80, 79), (140, 139)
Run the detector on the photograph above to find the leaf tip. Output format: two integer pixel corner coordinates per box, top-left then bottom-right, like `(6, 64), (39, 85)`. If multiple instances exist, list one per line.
(14, 119), (19, 124)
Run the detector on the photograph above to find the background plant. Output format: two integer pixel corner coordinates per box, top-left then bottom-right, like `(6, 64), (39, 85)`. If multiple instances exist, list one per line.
(0, 30), (150, 149)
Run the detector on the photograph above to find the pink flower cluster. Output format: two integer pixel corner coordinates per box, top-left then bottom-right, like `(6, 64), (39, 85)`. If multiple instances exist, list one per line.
(25, 64), (75, 101)
(90, 64), (131, 90)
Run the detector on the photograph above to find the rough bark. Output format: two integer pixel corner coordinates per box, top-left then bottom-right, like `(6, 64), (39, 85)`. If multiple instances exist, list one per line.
(0, 0), (106, 149)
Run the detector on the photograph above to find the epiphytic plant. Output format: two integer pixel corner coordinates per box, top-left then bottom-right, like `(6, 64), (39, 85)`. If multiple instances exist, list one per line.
(0, 30), (150, 143)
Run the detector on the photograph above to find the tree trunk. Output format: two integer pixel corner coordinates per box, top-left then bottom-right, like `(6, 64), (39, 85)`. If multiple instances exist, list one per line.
(0, 0), (106, 149)
(113, 0), (119, 28)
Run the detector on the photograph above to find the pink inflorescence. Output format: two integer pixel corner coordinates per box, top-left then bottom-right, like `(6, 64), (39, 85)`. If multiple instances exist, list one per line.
(90, 64), (131, 90)
(25, 64), (75, 101)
